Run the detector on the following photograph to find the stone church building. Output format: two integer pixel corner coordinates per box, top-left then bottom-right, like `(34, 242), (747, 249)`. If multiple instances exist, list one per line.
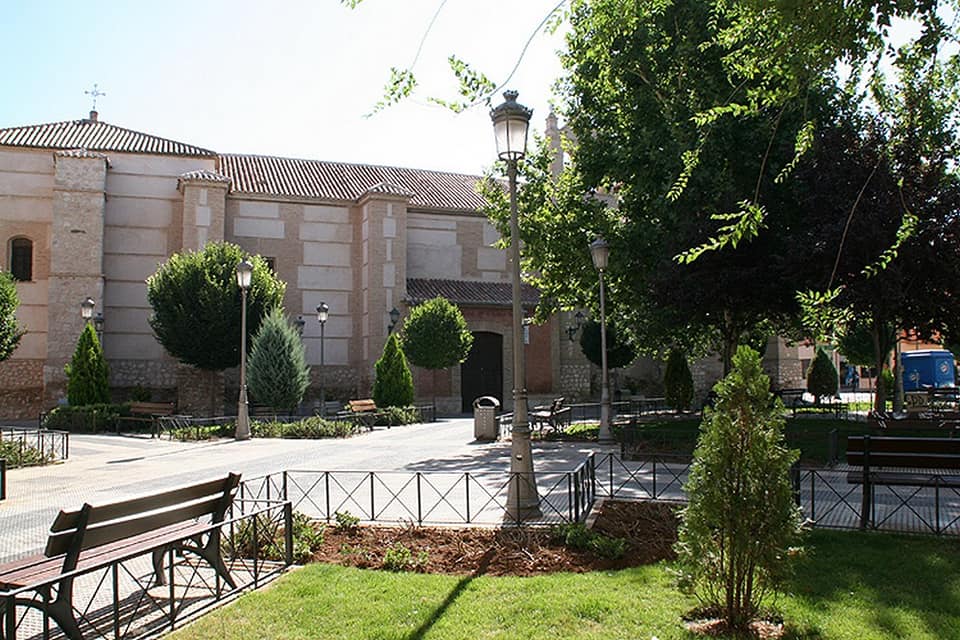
(0, 111), (806, 420)
(0, 110), (611, 419)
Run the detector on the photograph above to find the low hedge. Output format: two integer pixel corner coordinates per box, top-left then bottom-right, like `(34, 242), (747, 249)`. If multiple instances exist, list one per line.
(41, 403), (128, 433)
(253, 417), (357, 439)
(371, 406), (420, 427)
(0, 439), (55, 467)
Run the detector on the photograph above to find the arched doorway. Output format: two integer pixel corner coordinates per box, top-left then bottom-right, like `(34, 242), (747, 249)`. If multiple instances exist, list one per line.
(460, 331), (503, 413)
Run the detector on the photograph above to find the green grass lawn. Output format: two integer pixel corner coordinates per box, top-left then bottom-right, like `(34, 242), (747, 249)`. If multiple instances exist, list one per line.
(168, 529), (960, 639)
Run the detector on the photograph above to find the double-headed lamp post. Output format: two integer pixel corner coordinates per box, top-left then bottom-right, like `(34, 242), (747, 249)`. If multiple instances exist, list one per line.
(491, 89), (541, 520)
(317, 302), (329, 417)
(591, 237), (614, 444)
(235, 259), (253, 441)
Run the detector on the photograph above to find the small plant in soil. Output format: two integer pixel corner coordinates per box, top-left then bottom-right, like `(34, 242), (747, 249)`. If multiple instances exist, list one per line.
(339, 544), (375, 563)
(381, 543), (429, 572)
(550, 523), (627, 560)
(334, 510), (360, 533)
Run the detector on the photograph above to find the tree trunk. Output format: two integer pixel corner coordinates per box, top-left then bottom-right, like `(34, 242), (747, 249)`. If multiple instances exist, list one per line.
(871, 320), (886, 413)
(721, 311), (739, 376)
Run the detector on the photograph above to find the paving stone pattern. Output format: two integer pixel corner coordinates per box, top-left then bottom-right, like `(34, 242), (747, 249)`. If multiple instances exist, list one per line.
(0, 419), (615, 563)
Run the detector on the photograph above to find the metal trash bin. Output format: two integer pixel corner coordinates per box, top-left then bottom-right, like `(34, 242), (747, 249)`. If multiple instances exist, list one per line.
(473, 396), (500, 440)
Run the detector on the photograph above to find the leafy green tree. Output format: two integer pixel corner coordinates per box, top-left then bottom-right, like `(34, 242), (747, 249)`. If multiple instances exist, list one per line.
(480, 0), (821, 374)
(0, 271), (24, 362)
(578, 319), (635, 370)
(676, 346), (802, 632)
(373, 334), (414, 408)
(401, 297), (474, 369)
(65, 323), (110, 406)
(247, 308), (309, 413)
(400, 296), (474, 406)
(663, 349), (694, 411)
(806, 347), (838, 403)
(146, 242), (285, 371)
(786, 89), (960, 410)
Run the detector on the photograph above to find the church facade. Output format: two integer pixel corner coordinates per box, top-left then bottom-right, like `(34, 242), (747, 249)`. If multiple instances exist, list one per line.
(0, 111), (808, 420)
(0, 111), (601, 419)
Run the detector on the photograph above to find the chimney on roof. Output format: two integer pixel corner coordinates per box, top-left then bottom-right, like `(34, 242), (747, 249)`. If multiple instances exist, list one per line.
(88, 110), (98, 122)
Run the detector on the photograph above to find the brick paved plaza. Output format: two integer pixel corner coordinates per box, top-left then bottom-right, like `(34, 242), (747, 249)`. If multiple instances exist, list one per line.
(0, 420), (617, 563)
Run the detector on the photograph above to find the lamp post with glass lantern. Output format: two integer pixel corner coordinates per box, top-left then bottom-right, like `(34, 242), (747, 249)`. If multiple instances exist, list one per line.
(235, 259), (253, 441)
(491, 90), (541, 519)
(81, 297), (95, 324)
(93, 312), (104, 343)
(590, 237), (614, 443)
(388, 307), (401, 334)
(317, 302), (328, 417)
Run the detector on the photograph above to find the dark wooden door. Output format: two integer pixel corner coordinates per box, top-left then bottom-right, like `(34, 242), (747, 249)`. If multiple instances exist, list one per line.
(460, 332), (503, 413)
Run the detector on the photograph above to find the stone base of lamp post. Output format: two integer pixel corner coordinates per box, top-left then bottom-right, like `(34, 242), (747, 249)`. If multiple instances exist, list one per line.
(236, 386), (251, 441)
(506, 443), (542, 520)
(597, 394), (615, 444)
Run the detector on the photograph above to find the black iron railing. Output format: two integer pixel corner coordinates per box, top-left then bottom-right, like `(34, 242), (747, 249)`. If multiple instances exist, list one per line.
(0, 500), (292, 640)
(236, 451), (960, 537)
(0, 428), (69, 468)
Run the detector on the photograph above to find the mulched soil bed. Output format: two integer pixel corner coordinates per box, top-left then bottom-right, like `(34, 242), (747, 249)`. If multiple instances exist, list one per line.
(309, 499), (679, 576)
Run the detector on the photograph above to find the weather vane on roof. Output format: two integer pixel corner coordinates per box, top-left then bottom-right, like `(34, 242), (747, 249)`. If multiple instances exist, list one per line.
(85, 83), (106, 111)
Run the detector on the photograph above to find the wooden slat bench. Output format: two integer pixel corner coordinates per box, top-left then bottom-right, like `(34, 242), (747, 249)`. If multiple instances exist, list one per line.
(338, 399), (380, 430)
(867, 411), (960, 433)
(530, 398), (572, 434)
(846, 436), (960, 529)
(0, 473), (240, 640)
(119, 401), (178, 437)
(776, 388), (847, 418)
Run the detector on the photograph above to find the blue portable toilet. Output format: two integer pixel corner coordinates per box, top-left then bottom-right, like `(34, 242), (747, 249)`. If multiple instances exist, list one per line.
(901, 350), (956, 391)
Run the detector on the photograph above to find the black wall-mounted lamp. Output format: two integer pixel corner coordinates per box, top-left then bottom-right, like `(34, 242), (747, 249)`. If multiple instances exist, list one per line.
(566, 310), (585, 342)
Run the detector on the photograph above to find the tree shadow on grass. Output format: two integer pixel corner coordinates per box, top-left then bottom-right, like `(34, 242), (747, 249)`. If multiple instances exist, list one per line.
(787, 529), (960, 639)
(404, 547), (494, 640)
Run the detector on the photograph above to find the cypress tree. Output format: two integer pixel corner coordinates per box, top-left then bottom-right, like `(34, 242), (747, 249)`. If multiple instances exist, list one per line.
(806, 347), (838, 403)
(676, 346), (802, 631)
(373, 334), (414, 408)
(247, 308), (309, 413)
(65, 323), (110, 406)
(663, 348), (694, 410)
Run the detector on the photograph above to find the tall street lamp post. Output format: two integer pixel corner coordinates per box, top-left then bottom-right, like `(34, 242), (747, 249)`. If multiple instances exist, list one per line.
(317, 302), (329, 417)
(591, 237), (614, 444)
(491, 90), (541, 520)
(235, 259), (253, 441)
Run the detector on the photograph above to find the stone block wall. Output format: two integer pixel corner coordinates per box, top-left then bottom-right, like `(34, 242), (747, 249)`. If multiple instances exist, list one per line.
(177, 365), (225, 416)
(0, 359), (44, 418)
(559, 363), (591, 400)
(109, 359), (178, 388)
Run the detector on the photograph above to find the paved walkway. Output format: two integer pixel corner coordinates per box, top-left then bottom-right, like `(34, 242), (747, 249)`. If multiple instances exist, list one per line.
(0, 419), (616, 563)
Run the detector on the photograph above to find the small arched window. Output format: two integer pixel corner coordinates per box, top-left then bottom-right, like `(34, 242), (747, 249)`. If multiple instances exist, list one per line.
(10, 237), (33, 281)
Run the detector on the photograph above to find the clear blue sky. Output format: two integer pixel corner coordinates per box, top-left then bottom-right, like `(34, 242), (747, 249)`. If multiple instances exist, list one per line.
(1, 0), (565, 175)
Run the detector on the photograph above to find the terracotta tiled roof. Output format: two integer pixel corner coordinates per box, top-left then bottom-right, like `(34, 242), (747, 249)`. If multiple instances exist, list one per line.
(219, 154), (488, 211)
(406, 278), (539, 307)
(179, 169), (231, 184)
(53, 148), (108, 160)
(364, 182), (414, 198)
(0, 118), (216, 157)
